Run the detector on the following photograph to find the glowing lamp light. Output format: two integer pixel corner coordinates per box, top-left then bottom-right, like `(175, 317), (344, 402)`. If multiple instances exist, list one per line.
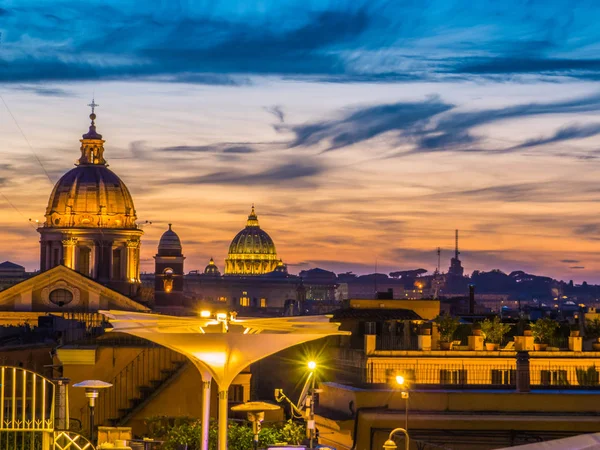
(308, 361), (317, 371)
(200, 310), (212, 318)
(396, 375), (405, 386)
(216, 313), (228, 321)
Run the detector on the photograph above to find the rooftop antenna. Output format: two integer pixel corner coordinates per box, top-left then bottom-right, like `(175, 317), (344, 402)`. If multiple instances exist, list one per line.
(437, 247), (441, 273)
(455, 229), (460, 260)
(374, 257), (378, 295)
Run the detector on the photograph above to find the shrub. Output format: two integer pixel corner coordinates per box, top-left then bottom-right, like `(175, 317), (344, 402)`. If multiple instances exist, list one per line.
(480, 317), (511, 344)
(434, 313), (459, 343)
(576, 366), (599, 387)
(531, 318), (559, 344)
(150, 417), (306, 450)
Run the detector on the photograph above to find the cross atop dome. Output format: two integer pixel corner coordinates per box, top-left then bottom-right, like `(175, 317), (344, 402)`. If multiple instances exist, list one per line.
(80, 98), (105, 164)
(88, 98), (99, 115)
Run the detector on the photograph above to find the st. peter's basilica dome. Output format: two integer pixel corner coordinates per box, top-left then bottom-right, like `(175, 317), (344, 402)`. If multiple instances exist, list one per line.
(224, 205), (279, 275)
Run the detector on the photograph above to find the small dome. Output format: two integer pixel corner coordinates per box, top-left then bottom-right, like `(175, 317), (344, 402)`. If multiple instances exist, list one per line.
(158, 224), (182, 256)
(204, 257), (221, 276)
(225, 205), (279, 276)
(44, 165), (137, 229)
(274, 259), (288, 274)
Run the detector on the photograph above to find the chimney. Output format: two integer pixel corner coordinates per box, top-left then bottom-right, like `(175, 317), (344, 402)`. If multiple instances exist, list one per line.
(469, 284), (475, 314)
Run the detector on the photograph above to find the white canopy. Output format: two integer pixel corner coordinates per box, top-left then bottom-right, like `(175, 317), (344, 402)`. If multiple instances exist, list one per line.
(100, 310), (350, 450)
(497, 433), (600, 450)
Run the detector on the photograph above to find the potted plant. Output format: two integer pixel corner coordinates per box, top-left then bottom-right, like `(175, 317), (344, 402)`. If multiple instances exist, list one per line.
(585, 318), (600, 350)
(570, 323), (581, 337)
(480, 317), (511, 351)
(434, 313), (459, 350)
(531, 317), (559, 351)
(523, 323), (533, 337)
(472, 322), (482, 336)
(420, 322), (432, 335)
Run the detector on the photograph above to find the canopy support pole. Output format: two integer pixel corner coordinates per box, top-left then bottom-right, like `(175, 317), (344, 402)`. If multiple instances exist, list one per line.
(218, 389), (229, 450)
(202, 378), (212, 450)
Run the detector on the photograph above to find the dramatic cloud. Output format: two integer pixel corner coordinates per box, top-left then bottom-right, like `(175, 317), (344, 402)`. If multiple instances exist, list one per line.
(509, 123), (600, 149)
(561, 259), (580, 263)
(3, 1), (600, 82)
(265, 106), (285, 123)
(161, 144), (257, 154)
(284, 97), (453, 150)
(166, 159), (326, 188)
(281, 93), (600, 154)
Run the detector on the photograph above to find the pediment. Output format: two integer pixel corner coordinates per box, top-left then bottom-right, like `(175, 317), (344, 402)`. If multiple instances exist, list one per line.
(0, 265), (150, 312)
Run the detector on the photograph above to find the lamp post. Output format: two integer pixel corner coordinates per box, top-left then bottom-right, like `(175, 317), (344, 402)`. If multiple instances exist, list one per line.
(307, 361), (317, 449)
(395, 375), (409, 431)
(231, 402), (281, 450)
(382, 428), (409, 450)
(73, 380), (112, 444)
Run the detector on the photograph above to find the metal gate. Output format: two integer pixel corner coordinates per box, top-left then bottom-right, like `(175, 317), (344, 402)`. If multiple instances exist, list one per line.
(0, 366), (94, 450)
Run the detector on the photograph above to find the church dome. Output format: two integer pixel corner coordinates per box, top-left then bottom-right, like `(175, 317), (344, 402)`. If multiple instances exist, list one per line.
(224, 205), (279, 276)
(43, 109), (137, 229)
(204, 258), (221, 276)
(157, 224), (183, 256)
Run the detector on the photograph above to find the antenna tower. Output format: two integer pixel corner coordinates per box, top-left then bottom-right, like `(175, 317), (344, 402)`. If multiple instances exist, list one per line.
(455, 229), (460, 260)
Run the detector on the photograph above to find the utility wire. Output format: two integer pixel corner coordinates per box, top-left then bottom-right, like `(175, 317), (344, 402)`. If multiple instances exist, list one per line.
(0, 191), (38, 231)
(0, 93), (54, 185)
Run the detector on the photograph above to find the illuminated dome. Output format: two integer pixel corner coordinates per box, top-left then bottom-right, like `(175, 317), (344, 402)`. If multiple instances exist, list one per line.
(158, 224), (182, 256)
(43, 110), (137, 229)
(204, 258), (221, 276)
(38, 103), (143, 296)
(224, 205), (279, 276)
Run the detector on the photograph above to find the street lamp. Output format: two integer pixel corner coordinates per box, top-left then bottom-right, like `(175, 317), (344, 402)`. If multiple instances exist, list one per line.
(395, 375), (409, 431)
(382, 428), (409, 450)
(308, 361), (317, 449)
(73, 380), (112, 444)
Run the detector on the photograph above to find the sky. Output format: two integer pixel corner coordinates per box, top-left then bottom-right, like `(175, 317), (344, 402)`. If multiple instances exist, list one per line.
(1, 0), (600, 282)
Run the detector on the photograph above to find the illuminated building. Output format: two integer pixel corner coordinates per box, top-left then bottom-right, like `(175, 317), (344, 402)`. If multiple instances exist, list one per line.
(38, 105), (142, 296)
(224, 205), (279, 276)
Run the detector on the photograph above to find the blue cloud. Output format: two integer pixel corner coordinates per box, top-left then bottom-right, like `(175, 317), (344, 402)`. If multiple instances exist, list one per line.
(2, 1), (600, 82)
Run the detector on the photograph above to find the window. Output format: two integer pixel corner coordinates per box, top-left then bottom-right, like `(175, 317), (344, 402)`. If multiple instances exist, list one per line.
(260, 298), (267, 308)
(49, 289), (73, 307)
(240, 296), (250, 307)
(228, 385), (244, 403)
(112, 248), (122, 280)
(440, 369), (467, 385)
(53, 249), (60, 267)
(491, 369), (515, 385)
(540, 370), (569, 386)
(219, 296), (227, 303)
(78, 247), (91, 276)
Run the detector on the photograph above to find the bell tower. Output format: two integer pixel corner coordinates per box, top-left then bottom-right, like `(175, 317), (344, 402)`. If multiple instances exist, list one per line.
(154, 224), (185, 311)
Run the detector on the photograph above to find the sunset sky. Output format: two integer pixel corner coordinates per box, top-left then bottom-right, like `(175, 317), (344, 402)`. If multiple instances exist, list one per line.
(1, 1), (600, 282)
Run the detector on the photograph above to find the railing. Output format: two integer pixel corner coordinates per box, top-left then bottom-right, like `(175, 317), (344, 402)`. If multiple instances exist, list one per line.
(530, 363), (600, 388)
(366, 362), (517, 387)
(94, 346), (187, 429)
(376, 335), (419, 351)
(53, 431), (95, 450)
